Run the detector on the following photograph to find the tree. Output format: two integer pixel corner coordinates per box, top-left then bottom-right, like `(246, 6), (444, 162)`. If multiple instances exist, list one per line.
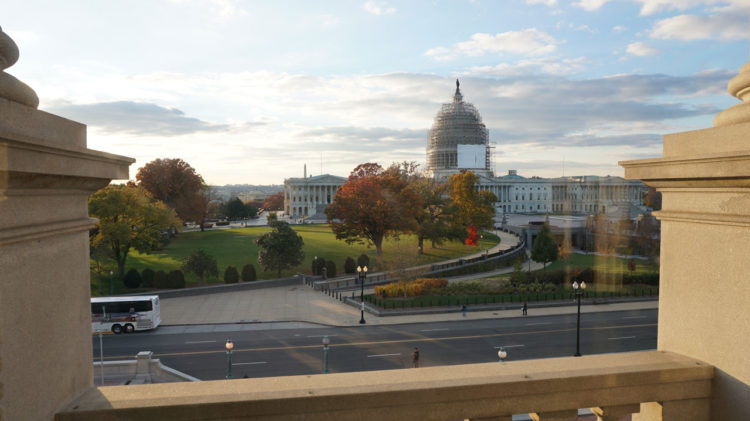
(224, 197), (257, 220)
(262, 192), (284, 211)
(531, 224), (559, 269)
(135, 158), (208, 228)
(256, 221), (305, 277)
(643, 187), (662, 210)
(326, 260), (337, 278)
(122, 268), (142, 289)
(313, 257), (327, 276)
(266, 212), (278, 224)
(89, 185), (179, 278)
(141, 268), (155, 288)
(224, 266), (239, 284)
(409, 176), (462, 253)
(448, 171), (497, 230)
(344, 257), (357, 274)
(357, 253), (370, 269)
(241, 264), (257, 282)
(326, 163), (420, 256)
(182, 249), (219, 282)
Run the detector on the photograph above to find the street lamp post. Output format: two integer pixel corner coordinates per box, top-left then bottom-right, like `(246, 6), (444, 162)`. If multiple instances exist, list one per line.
(109, 270), (114, 295)
(322, 336), (330, 374)
(314, 256), (318, 276)
(498, 347), (507, 363)
(572, 280), (587, 357)
(225, 339), (234, 379)
(357, 266), (367, 324)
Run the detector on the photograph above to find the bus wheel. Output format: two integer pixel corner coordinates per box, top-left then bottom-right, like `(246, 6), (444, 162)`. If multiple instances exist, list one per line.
(112, 324), (123, 334)
(124, 324), (135, 333)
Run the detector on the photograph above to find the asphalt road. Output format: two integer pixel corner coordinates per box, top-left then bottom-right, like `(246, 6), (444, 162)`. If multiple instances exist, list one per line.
(93, 309), (657, 380)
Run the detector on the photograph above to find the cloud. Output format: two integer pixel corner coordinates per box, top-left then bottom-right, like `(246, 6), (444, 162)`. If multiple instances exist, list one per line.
(363, 0), (395, 15)
(467, 57), (588, 76)
(526, 0), (557, 6)
(425, 29), (561, 61)
(46, 101), (239, 136)
(612, 25), (628, 32)
(626, 41), (661, 56)
(573, 0), (612, 11)
(650, 9), (750, 41)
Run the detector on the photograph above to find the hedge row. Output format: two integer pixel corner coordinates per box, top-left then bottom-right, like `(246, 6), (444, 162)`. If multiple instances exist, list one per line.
(374, 278), (448, 298)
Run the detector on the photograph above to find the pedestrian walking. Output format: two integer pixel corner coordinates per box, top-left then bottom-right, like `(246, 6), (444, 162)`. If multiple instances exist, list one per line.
(412, 347), (420, 368)
(462, 304), (467, 317)
(522, 302), (527, 316)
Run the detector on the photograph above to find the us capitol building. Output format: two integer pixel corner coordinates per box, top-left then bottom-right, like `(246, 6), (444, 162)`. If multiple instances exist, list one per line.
(284, 80), (646, 220)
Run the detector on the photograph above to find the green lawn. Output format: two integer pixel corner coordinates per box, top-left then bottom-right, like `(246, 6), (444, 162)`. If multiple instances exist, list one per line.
(94, 225), (499, 292)
(544, 253), (658, 275)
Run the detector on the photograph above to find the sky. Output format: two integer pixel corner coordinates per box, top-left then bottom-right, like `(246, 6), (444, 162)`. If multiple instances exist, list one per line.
(5, 0), (750, 185)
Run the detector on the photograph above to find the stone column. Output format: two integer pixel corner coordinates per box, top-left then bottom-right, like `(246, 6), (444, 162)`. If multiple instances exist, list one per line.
(621, 49), (750, 420)
(0, 28), (132, 420)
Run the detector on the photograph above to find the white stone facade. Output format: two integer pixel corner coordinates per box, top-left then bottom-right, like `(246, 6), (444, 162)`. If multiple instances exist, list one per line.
(284, 174), (347, 219)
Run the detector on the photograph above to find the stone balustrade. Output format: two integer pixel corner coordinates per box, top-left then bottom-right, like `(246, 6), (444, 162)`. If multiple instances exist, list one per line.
(56, 351), (712, 421)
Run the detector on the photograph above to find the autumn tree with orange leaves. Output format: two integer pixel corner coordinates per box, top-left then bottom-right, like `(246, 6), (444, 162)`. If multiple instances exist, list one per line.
(448, 171), (497, 241)
(325, 163), (420, 256)
(262, 191), (284, 211)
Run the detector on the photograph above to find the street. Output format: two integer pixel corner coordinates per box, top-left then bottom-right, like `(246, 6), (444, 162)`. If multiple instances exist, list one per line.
(93, 309), (657, 380)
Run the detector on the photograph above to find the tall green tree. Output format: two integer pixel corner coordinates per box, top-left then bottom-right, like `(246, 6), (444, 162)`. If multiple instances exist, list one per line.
(255, 221), (305, 277)
(409, 176), (462, 254)
(182, 249), (219, 281)
(224, 197), (257, 220)
(89, 185), (179, 278)
(531, 224), (558, 269)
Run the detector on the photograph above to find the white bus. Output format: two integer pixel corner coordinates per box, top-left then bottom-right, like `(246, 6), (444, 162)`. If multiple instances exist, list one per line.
(91, 295), (161, 334)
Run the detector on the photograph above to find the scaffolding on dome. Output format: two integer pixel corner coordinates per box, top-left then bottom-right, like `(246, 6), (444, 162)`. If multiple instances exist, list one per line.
(426, 81), (491, 174)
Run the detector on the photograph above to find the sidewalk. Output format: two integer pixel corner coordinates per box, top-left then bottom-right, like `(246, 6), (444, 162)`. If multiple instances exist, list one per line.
(160, 283), (658, 328)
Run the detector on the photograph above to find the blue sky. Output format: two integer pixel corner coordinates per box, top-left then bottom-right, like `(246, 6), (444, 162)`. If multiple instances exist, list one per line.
(5, 0), (749, 184)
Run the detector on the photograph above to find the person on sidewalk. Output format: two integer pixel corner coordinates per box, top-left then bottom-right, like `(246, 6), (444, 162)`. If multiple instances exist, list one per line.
(522, 302), (527, 316)
(461, 304), (467, 317)
(412, 347), (420, 368)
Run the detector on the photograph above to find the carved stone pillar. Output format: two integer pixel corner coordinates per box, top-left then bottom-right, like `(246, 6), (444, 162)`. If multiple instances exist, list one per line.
(621, 48), (750, 420)
(0, 27), (132, 420)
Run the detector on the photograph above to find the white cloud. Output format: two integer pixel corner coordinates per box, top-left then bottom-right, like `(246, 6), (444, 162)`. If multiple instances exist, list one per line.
(425, 29), (560, 61)
(363, 0), (396, 15)
(526, 0), (557, 6)
(468, 57), (588, 76)
(573, 0), (612, 11)
(626, 41), (661, 56)
(650, 10), (750, 41)
(612, 25), (628, 32)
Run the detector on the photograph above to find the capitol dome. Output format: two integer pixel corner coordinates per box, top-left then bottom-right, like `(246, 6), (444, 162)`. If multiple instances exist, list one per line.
(426, 80), (490, 178)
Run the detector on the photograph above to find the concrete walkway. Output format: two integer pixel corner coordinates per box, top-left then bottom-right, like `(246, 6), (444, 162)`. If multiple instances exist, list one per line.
(161, 282), (658, 328)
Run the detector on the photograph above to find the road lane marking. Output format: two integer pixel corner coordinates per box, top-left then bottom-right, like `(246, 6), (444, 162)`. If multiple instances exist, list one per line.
(526, 322), (552, 326)
(368, 353), (401, 358)
(99, 323), (657, 360)
(420, 328), (449, 332)
(623, 316), (646, 319)
(233, 361), (267, 365)
(185, 340), (217, 344)
(494, 345), (525, 348)
(307, 335), (338, 338)
(608, 336), (636, 340)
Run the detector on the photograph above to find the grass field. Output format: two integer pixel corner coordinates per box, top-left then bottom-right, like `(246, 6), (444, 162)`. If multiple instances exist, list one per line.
(94, 224), (499, 292)
(544, 253), (658, 276)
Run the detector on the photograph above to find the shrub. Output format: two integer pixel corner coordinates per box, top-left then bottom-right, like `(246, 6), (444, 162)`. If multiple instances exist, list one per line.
(344, 257), (357, 274)
(168, 270), (186, 289)
(357, 253), (370, 269)
(241, 264), (257, 282)
(224, 266), (239, 284)
(141, 268), (155, 288)
(326, 260), (337, 278)
(313, 257), (326, 276)
(122, 268), (142, 289)
(154, 270), (169, 289)
(375, 278), (448, 298)
(182, 249), (219, 281)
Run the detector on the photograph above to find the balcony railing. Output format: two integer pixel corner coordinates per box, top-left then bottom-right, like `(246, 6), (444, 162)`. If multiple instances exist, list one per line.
(56, 351), (712, 421)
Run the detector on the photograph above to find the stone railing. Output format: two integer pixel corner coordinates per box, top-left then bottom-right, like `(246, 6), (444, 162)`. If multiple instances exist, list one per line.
(56, 351), (712, 421)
